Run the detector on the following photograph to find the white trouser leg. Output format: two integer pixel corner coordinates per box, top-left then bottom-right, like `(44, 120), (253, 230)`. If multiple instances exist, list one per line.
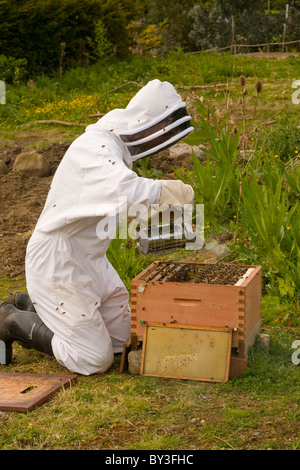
(51, 320), (115, 376)
(27, 276), (115, 376)
(26, 263), (131, 375)
(100, 260), (131, 353)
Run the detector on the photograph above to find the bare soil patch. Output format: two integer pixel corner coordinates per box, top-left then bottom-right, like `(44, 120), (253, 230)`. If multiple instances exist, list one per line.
(149, 149), (195, 175)
(0, 139), (70, 278)
(242, 51), (300, 59)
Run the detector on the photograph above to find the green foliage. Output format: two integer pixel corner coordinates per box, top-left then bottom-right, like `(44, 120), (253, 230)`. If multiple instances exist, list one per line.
(136, 0), (300, 53)
(136, 24), (163, 54)
(187, 4), (232, 51)
(232, 166), (299, 302)
(86, 19), (112, 62)
(0, 55), (27, 84)
(106, 235), (155, 292)
(225, 324), (300, 393)
(0, 0), (300, 78)
(259, 116), (300, 162)
(175, 105), (241, 229)
(133, 156), (164, 179)
(0, 0), (134, 75)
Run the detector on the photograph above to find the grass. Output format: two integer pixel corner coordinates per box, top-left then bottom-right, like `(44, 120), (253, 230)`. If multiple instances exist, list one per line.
(0, 323), (299, 450)
(0, 51), (299, 450)
(1, 52), (300, 132)
(0, 277), (26, 301)
(0, 270), (299, 450)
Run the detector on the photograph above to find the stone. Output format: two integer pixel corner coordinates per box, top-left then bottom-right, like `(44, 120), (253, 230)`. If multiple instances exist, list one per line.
(168, 142), (206, 162)
(0, 159), (8, 175)
(13, 150), (50, 178)
(128, 349), (142, 375)
(255, 334), (270, 351)
(194, 144), (206, 162)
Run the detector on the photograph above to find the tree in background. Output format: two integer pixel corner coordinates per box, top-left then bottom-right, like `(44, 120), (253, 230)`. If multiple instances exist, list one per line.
(87, 20), (112, 62)
(143, 0), (209, 53)
(0, 0), (137, 75)
(0, 0), (299, 77)
(187, 3), (231, 51)
(129, 0), (300, 54)
(187, 0), (300, 52)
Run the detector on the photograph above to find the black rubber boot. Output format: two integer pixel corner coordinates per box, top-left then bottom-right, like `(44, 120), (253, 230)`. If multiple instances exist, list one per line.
(0, 301), (54, 365)
(6, 292), (36, 312)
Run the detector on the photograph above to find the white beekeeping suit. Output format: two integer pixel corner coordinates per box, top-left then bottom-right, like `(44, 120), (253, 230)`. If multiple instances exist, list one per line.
(23, 79), (194, 375)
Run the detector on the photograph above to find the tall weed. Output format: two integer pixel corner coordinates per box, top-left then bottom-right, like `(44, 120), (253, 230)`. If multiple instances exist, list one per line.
(231, 167), (299, 302)
(106, 235), (154, 293)
(175, 107), (241, 229)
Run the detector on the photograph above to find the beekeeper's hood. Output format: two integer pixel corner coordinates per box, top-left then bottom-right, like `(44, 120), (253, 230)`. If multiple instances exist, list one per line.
(94, 79), (194, 162)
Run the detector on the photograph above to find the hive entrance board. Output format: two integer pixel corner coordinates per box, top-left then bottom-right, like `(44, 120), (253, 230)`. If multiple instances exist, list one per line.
(0, 373), (77, 412)
(141, 323), (232, 382)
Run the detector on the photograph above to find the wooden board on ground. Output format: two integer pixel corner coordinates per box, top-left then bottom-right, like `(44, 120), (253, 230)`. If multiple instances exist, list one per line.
(141, 323), (232, 382)
(119, 337), (131, 373)
(0, 373), (77, 412)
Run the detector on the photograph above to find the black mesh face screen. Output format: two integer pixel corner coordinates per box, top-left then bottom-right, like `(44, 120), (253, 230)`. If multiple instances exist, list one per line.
(119, 106), (189, 144)
(126, 119), (192, 156)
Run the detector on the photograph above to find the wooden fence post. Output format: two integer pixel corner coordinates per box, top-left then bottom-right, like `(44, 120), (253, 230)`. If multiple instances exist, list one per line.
(282, 4), (289, 52)
(231, 15), (235, 54)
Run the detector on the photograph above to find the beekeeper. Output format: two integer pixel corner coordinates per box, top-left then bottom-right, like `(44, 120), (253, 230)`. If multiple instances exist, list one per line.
(0, 79), (194, 375)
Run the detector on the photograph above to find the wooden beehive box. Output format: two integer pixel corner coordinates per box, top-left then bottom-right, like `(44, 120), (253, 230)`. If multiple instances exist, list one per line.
(131, 261), (262, 360)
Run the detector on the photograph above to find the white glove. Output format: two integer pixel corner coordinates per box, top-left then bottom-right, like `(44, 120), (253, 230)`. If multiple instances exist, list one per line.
(159, 180), (194, 207)
(130, 180), (194, 241)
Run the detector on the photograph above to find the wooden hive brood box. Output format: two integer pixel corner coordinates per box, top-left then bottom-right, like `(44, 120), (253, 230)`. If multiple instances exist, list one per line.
(131, 261), (262, 363)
